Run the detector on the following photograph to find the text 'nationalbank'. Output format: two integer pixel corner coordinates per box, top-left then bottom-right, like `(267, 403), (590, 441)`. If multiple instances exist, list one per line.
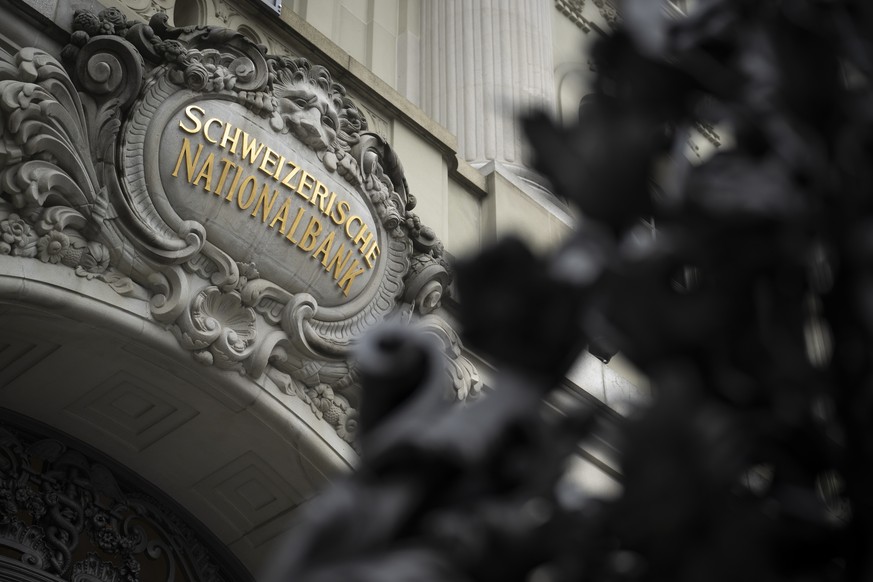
(171, 105), (380, 297)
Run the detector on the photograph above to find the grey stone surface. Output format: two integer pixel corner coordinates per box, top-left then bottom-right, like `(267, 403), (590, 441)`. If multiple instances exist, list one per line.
(3, 0), (65, 54)
(20, 0), (57, 20)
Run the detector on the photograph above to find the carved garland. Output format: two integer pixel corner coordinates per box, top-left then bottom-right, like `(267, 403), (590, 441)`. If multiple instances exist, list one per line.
(0, 422), (237, 582)
(0, 8), (480, 446)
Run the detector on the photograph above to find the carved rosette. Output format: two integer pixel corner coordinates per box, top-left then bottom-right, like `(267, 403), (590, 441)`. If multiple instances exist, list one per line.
(0, 9), (480, 447)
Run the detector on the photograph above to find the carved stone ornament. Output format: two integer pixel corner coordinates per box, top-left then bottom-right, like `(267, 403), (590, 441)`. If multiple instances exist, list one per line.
(555, 0), (620, 32)
(555, 0), (593, 32)
(0, 8), (478, 445)
(0, 421), (239, 582)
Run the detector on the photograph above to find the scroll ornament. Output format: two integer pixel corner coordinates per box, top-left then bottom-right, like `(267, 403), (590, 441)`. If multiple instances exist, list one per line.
(0, 8), (480, 445)
(0, 424), (229, 581)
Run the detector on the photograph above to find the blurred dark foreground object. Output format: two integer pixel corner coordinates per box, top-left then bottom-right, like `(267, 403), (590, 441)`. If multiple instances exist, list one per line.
(267, 1), (873, 580)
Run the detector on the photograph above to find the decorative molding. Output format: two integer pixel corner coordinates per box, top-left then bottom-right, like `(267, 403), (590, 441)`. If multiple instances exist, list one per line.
(0, 421), (238, 581)
(100, 0), (174, 23)
(171, 286), (258, 371)
(0, 36), (140, 297)
(193, 451), (300, 533)
(0, 8), (480, 446)
(66, 371), (199, 451)
(0, 339), (60, 388)
(267, 367), (359, 446)
(213, 0), (241, 25)
(555, 0), (592, 33)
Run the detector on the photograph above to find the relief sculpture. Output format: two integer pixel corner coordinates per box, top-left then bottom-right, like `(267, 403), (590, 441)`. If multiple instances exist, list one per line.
(0, 421), (239, 581)
(0, 7), (480, 446)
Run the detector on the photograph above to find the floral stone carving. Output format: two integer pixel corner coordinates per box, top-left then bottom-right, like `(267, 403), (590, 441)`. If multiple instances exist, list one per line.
(0, 420), (240, 581)
(0, 8), (480, 446)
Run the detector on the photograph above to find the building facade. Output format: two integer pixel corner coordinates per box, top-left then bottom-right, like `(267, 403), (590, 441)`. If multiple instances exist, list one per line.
(0, 1), (661, 580)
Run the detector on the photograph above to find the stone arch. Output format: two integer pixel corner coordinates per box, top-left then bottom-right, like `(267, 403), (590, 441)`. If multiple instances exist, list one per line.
(0, 412), (254, 582)
(0, 260), (354, 574)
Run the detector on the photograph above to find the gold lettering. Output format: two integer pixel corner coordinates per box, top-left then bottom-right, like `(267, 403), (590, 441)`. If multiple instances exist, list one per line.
(269, 199), (292, 233)
(258, 147), (280, 176)
(241, 132), (266, 165)
(203, 118), (222, 144)
(224, 166), (244, 201)
(364, 242), (380, 269)
(251, 185), (279, 222)
(237, 176), (258, 210)
(281, 162), (301, 190)
(214, 158), (238, 197)
(172, 112), (378, 293)
(179, 105), (205, 134)
(297, 216), (323, 251)
(172, 138), (203, 182)
(338, 260), (366, 296)
(272, 155), (287, 179)
(332, 200), (350, 226)
(285, 206), (306, 243)
(352, 224), (374, 254)
(344, 216), (363, 238)
(296, 171), (315, 199)
(193, 152), (216, 191)
(324, 192), (337, 216)
(325, 244), (353, 280)
(220, 124), (242, 153)
(312, 231), (335, 264)
(311, 181), (329, 211)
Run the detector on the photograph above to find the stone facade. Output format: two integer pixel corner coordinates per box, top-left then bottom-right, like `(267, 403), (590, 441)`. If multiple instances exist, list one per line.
(0, 0), (655, 578)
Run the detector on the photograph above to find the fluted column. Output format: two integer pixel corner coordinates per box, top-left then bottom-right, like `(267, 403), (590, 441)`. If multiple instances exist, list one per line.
(419, 0), (555, 174)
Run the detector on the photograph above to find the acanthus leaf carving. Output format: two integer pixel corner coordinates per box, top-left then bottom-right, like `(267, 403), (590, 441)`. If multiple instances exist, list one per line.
(0, 10), (478, 447)
(0, 422), (232, 582)
(0, 39), (147, 298)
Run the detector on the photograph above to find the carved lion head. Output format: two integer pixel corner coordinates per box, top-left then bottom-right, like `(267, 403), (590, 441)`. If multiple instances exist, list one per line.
(270, 57), (366, 154)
